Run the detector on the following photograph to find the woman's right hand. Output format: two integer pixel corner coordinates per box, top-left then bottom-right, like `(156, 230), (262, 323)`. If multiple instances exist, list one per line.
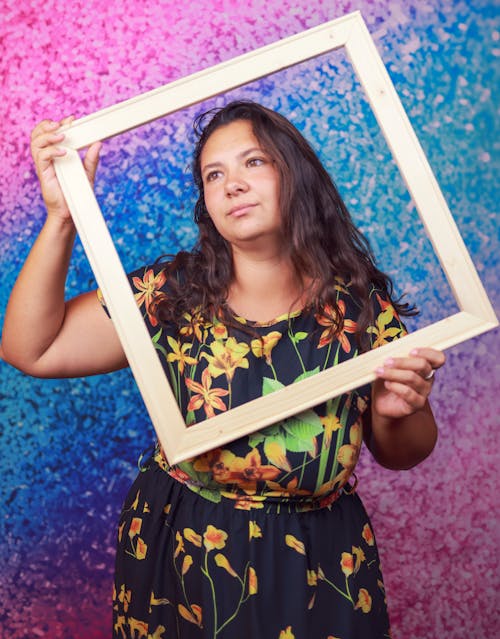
(31, 117), (102, 221)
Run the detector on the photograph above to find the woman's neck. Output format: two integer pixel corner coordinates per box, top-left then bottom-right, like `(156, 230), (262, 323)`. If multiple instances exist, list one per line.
(227, 249), (308, 322)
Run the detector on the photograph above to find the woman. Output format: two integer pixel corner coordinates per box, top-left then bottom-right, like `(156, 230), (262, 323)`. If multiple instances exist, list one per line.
(1, 101), (444, 638)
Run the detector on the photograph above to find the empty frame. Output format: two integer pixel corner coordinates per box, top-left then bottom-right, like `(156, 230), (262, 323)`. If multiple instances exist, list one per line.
(54, 11), (498, 464)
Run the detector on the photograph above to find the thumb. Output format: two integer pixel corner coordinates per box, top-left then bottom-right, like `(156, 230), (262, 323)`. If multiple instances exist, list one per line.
(83, 141), (102, 185)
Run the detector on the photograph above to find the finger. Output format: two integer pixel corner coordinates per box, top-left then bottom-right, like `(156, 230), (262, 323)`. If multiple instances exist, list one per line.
(375, 365), (429, 393)
(376, 356), (433, 383)
(382, 380), (427, 411)
(410, 348), (446, 370)
(83, 141), (102, 182)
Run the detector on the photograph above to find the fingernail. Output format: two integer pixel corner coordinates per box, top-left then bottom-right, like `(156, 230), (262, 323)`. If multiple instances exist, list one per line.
(375, 367), (384, 375)
(410, 349), (419, 355)
(384, 358), (394, 366)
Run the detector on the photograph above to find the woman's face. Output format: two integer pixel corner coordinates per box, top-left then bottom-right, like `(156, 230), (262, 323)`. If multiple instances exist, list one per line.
(199, 119), (282, 252)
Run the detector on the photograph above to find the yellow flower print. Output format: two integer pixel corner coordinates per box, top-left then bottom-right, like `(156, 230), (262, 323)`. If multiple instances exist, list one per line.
(183, 528), (202, 547)
(249, 521), (262, 540)
(174, 530), (185, 558)
(366, 302), (404, 348)
(340, 551), (354, 576)
(307, 569), (318, 586)
(285, 534), (306, 555)
(185, 369), (229, 418)
(117, 584), (131, 613)
(250, 330), (282, 364)
(201, 337), (250, 382)
(278, 627), (295, 639)
(166, 336), (198, 374)
(264, 437), (292, 472)
(337, 444), (359, 470)
(178, 603), (203, 627)
(210, 322), (228, 340)
(352, 545), (366, 573)
(320, 412), (343, 447)
(349, 420), (362, 447)
(316, 301), (357, 351)
(135, 537), (148, 560)
(203, 525), (228, 552)
(214, 553), (238, 577)
(362, 523), (375, 546)
(193, 448), (235, 483)
(181, 555), (193, 575)
(247, 566), (258, 595)
(132, 268), (167, 327)
(355, 588), (372, 613)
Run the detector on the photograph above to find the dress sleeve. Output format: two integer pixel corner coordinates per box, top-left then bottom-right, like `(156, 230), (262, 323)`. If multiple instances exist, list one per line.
(96, 262), (170, 332)
(366, 288), (408, 350)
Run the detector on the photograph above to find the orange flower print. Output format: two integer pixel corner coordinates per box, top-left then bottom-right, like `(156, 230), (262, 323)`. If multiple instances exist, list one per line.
(183, 528), (202, 547)
(247, 566), (258, 595)
(203, 525), (228, 552)
(201, 337), (250, 382)
(220, 493), (266, 510)
(266, 476), (311, 498)
(250, 331), (282, 364)
(185, 369), (229, 418)
(166, 336), (198, 374)
(355, 588), (372, 613)
(316, 301), (357, 351)
(193, 448), (235, 483)
(128, 517), (142, 538)
(285, 534), (306, 555)
(178, 603), (203, 627)
(362, 523), (375, 546)
(132, 268), (167, 327)
(278, 627), (295, 639)
(340, 551), (354, 576)
(214, 553), (238, 577)
(180, 308), (212, 342)
(222, 448), (281, 493)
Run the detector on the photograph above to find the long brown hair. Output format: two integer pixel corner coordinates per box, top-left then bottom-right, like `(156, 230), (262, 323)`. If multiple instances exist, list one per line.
(153, 100), (414, 348)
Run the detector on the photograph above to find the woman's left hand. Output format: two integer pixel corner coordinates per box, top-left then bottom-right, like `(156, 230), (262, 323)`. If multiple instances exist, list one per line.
(373, 347), (445, 419)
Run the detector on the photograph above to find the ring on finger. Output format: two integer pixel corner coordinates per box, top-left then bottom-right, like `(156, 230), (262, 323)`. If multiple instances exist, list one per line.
(424, 369), (435, 381)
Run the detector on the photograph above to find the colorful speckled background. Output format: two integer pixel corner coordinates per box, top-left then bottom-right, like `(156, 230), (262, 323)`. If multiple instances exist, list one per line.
(0, 1), (498, 637)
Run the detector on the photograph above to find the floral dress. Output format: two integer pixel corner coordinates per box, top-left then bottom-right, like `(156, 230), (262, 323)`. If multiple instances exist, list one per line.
(104, 261), (407, 639)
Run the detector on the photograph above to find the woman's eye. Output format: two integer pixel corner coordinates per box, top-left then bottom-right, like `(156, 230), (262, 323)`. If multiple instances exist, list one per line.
(205, 170), (221, 182)
(247, 157), (265, 167)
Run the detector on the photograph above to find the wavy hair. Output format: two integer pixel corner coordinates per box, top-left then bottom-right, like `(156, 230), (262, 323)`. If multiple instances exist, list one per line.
(152, 100), (415, 349)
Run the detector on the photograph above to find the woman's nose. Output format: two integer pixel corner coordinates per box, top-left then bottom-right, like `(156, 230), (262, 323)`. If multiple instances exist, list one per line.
(225, 172), (249, 196)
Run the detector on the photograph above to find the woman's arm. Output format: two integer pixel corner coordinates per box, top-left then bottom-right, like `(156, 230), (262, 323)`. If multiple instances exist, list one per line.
(363, 347), (445, 470)
(0, 118), (127, 378)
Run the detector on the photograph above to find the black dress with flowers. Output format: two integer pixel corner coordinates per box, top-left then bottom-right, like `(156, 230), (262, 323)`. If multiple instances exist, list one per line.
(105, 261), (406, 639)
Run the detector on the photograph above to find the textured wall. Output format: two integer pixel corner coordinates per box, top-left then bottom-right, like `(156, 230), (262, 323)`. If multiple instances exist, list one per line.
(0, 1), (498, 637)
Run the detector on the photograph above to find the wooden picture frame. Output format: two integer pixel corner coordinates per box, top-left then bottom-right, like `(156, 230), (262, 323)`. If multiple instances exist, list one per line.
(54, 10), (498, 464)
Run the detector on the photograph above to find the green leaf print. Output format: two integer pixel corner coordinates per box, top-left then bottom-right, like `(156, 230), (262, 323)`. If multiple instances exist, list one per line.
(283, 410), (324, 453)
(293, 367), (320, 383)
(152, 328), (162, 343)
(262, 377), (285, 396)
(248, 433), (266, 448)
(290, 331), (308, 344)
